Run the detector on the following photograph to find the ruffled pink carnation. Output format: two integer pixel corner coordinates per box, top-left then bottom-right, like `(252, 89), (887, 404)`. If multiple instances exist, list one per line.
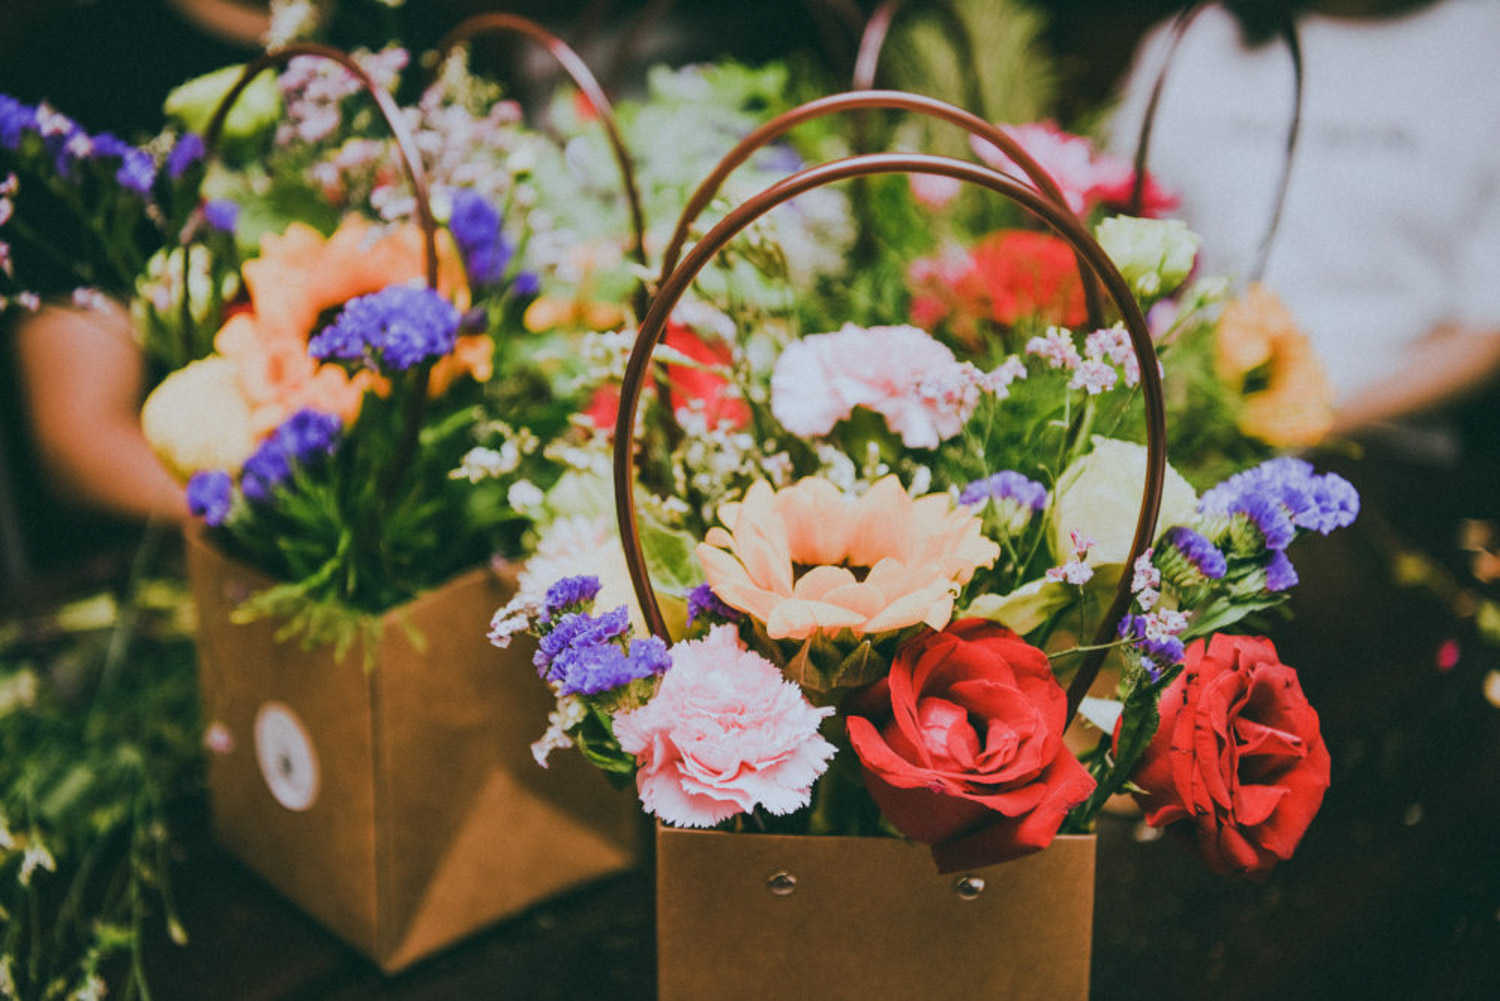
(970, 120), (1177, 218)
(612, 626), (837, 828)
(770, 323), (974, 448)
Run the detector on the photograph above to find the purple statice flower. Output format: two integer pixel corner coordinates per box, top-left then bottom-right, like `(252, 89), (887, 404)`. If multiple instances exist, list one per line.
(511, 270), (540, 298)
(239, 409), (343, 504)
(186, 469), (234, 526)
(1199, 457), (1359, 551)
(1117, 613), (1186, 680)
(543, 575), (603, 621)
(1263, 549), (1299, 592)
(960, 469), (1048, 535)
(203, 198), (239, 234)
(88, 132), (131, 160)
(166, 132), (205, 179)
(309, 284), (460, 373)
(686, 583), (740, 627)
(959, 470), (1048, 510)
(448, 188), (512, 287)
(0, 95), (37, 149)
(534, 605), (669, 696)
(1158, 525), (1228, 584)
(115, 148), (157, 196)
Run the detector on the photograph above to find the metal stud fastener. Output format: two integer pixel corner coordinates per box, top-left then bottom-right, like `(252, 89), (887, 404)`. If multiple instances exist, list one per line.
(766, 871), (797, 896)
(953, 875), (985, 900)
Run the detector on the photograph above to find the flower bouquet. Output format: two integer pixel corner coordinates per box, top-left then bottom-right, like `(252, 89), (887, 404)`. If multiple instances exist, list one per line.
(128, 31), (650, 971)
(493, 91), (1358, 998)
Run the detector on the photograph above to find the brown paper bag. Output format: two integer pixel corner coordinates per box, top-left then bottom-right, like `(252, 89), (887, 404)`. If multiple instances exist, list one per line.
(656, 826), (1094, 1001)
(185, 528), (640, 972)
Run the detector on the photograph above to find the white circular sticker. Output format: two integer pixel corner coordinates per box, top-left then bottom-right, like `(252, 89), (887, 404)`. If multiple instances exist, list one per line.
(254, 702), (321, 812)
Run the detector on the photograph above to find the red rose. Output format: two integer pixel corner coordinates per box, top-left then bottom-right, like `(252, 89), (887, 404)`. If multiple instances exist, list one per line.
(846, 619), (1096, 872)
(1127, 633), (1330, 877)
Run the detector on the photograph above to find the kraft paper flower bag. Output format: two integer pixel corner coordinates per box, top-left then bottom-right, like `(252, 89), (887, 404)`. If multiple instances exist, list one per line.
(145, 35), (643, 972)
(493, 77), (1363, 998)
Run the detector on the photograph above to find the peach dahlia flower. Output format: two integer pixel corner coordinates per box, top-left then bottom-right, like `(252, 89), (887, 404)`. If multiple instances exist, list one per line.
(696, 476), (1000, 641)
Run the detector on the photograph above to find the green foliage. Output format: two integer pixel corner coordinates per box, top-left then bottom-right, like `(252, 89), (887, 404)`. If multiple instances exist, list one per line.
(0, 538), (201, 1000)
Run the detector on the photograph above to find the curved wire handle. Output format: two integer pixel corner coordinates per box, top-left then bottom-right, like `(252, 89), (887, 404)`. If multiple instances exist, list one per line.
(615, 151), (1167, 725)
(1129, 3), (1303, 282)
(203, 42), (441, 283)
(655, 89), (1106, 326)
(852, 0), (986, 119)
(200, 43), (441, 500)
(433, 11), (649, 317)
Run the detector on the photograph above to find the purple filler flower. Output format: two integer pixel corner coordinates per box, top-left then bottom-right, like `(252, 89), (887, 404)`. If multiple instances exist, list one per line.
(309, 284), (460, 373)
(1159, 525), (1227, 582)
(186, 469), (233, 526)
(1199, 457), (1359, 547)
(534, 605), (669, 696)
(115, 148), (157, 196)
(239, 409), (342, 504)
(686, 583), (740, 627)
(0, 95), (37, 149)
(543, 575), (603, 620)
(1117, 614), (1186, 680)
(959, 470), (1048, 510)
(167, 133), (205, 179)
(1264, 549), (1299, 592)
(448, 188), (512, 287)
(203, 198), (239, 234)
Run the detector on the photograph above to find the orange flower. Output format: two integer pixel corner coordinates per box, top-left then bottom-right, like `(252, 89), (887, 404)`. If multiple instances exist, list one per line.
(696, 477), (1000, 641)
(215, 216), (473, 436)
(1214, 283), (1334, 448)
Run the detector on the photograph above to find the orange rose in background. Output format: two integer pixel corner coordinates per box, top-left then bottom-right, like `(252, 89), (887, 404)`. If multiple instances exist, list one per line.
(1127, 633), (1331, 877)
(1214, 283), (1334, 448)
(846, 619), (1096, 872)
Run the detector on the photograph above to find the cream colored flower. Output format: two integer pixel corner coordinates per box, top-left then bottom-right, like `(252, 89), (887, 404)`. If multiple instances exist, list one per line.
(1049, 438), (1198, 567)
(696, 476), (999, 641)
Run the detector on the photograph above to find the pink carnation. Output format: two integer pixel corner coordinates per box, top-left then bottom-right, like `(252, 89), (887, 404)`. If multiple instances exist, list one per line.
(771, 323), (975, 448)
(970, 120), (1177, 218)
(612, 626), (837, 828)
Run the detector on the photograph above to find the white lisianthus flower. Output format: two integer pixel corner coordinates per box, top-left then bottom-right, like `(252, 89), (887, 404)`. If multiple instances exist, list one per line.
(1095, 216), (1200, 300)
(1049, 437), (1197, 567)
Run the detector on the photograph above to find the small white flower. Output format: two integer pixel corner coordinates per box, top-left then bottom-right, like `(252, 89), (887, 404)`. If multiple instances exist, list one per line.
(20, 841), (56, 886)
(507, 479), (545, 513)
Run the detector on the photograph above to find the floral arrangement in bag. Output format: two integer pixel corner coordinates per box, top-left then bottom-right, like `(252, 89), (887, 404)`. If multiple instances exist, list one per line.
(124, 32), (624, 650)
(493, 127), (1358, 877)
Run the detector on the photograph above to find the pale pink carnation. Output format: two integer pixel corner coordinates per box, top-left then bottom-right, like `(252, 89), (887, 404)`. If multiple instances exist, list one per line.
(771, 323), (975, 448)
(909, 172), (962, 208)
(612, 626), (837, 828)
(970, 120), (1178, 218)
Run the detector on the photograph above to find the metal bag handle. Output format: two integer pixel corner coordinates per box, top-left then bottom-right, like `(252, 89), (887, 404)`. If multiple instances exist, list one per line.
(1129, 2), (1303, 282)
(655, 89), (1106, 327)
(614, 151), (1168, 724)
(434, 12), (649, 318)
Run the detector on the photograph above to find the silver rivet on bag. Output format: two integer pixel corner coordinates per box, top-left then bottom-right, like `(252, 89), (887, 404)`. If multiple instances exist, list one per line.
(766, 871), (797, 896)
(953, 875), (985, 900)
